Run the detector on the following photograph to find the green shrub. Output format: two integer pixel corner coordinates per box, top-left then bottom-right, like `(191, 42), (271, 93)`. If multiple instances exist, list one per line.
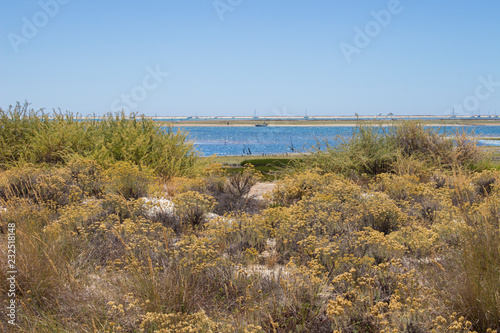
(240, 158), (292, 167)
(303, 121), (486, 177)
(305, 125), (398, 176)
(0, 102), (44, 165)
(0, 103), (200, 178)
(0, 102), (93, 166)
(90, 113), (200, 178)
(391, 121), (452, 162)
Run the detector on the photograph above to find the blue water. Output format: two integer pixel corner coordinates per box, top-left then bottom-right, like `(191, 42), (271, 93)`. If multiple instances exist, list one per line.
(169, 125), (500, 157)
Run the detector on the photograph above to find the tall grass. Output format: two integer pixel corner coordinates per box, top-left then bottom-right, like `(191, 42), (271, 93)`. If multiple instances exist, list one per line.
(430, 192), (500, 331)
(0, 102), (199, 178)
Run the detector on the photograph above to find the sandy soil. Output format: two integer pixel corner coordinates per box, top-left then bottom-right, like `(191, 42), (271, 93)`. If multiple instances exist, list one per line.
(249, 182), (277, 200)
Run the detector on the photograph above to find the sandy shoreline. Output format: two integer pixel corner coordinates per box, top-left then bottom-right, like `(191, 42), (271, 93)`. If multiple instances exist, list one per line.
(162, 120), (500, 127)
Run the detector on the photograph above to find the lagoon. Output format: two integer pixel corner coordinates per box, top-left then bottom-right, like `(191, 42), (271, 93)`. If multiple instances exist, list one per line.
(170, 125), (500, 157)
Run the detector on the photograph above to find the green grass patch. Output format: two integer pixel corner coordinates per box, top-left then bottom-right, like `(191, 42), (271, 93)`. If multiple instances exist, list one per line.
(240, 157), (298, 181)
(213, 157), (299, 181)
(206, 154), (302, 166)
(239, 158), (293, 167)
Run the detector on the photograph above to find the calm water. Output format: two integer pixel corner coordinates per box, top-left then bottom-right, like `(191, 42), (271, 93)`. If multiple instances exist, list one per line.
(168, 125), (500, 157)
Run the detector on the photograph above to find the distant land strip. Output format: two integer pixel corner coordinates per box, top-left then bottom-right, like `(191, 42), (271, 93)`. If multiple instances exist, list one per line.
(154, 116), (500, 127)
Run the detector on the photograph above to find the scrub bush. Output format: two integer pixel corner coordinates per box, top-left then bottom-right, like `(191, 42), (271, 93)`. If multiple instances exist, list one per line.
(304, 121), (486, 177)
(104, 161), (153, 200)
(0, 102), (200, 178)
(172, 191), (216, 228)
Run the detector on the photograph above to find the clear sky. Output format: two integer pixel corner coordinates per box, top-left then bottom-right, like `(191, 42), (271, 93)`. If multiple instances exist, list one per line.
(1, 1), (500, 117)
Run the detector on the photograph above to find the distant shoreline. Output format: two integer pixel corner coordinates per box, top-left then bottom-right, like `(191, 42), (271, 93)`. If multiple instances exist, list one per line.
(161, 119), (500, 127)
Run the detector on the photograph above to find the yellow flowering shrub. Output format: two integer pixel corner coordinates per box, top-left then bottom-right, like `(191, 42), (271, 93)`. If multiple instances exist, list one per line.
(173, 234), (221, 274)
(373, 173), (422, 202)
(172, 191), (216, 228)
(104, 161), (154, 199)
(471, 169), (498, 197)
(45, 199), (104, 237)
(0, 166), (78, 207)
(357, 192), (407, 234)
(66, 155), (104, 197)
(268, 170), (341, 206)
(351, 228), (406, 262)
(203, 162), (227, 192)
(389, 224), (439, 257)
(140, 310), (218, 332)
(165, 176), (205, 196)
(0, 165), (44, 199)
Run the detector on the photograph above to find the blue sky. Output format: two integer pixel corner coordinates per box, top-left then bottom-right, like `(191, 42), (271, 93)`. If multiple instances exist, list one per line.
(1, 1), (500, 117)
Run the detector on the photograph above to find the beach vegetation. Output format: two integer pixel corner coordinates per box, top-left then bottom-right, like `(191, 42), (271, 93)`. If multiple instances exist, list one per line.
(303, 121), (486, 178)
(0, 110), (499, 332)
